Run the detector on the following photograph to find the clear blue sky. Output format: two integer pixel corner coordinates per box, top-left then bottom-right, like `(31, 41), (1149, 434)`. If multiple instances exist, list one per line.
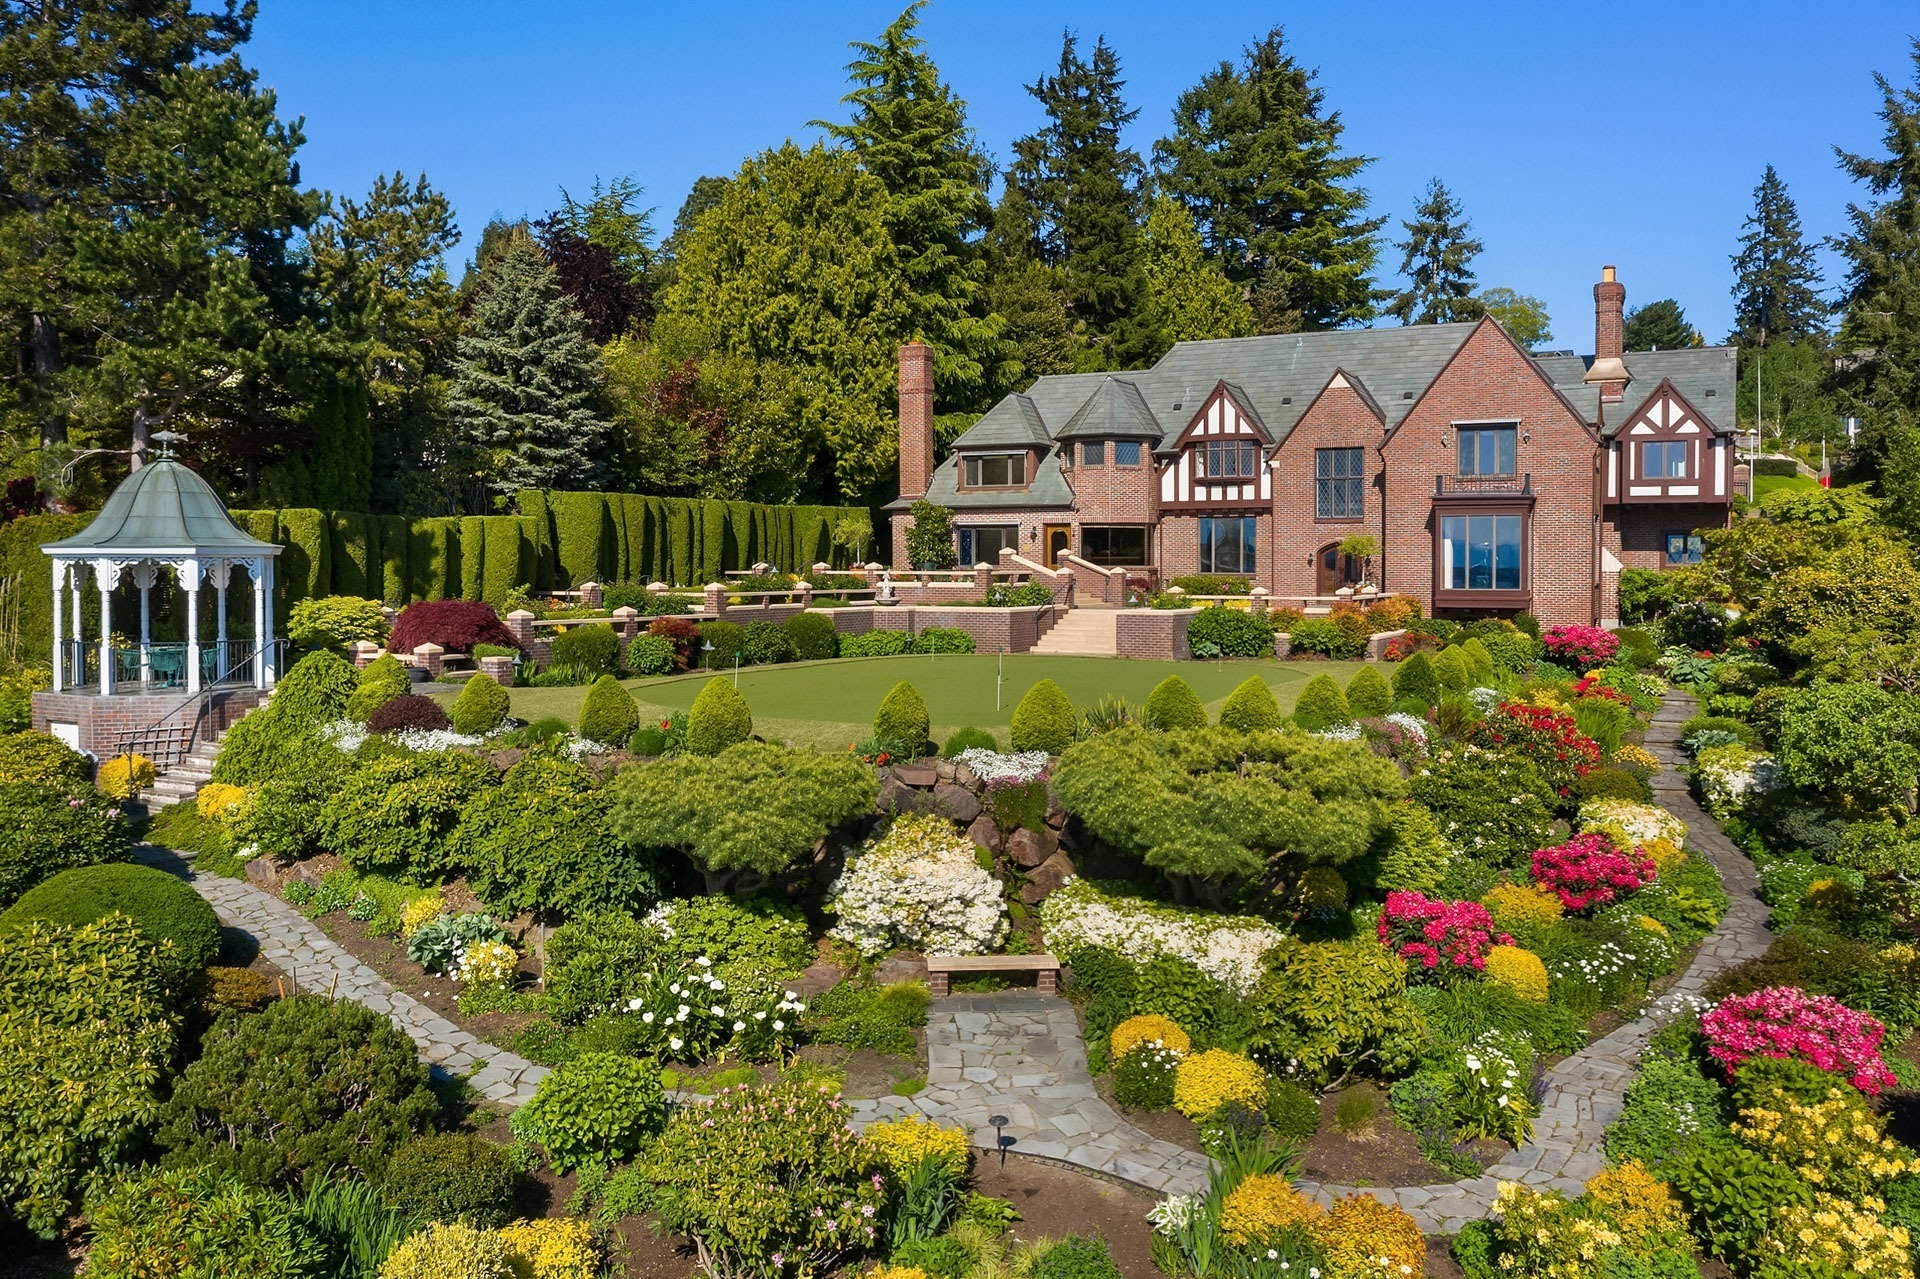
(249, 1), (1916, 350)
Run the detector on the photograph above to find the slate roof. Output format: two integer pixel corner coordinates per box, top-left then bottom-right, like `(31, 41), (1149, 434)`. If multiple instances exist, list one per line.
(916, 447), (1075, 510)
(1051, 377), (1164, 441)
(43, 458), (280, 557)
(957, 393), (1053, 448)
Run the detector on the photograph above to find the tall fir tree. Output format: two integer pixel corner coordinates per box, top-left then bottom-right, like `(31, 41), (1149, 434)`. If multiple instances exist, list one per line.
(1384, 178), (1484, 325)
(1003, 32), (1156, 370)
(1140, 195), (1255, 354)
(1831, 39), (1920, 530)
(448, 241), (617, 504)
(1729, 164), (1825, 347)
(537, 176), (655, 343)
(819, 2), (1006, 411)
(1153, 27), (1383, 332)
(1623, 299), (1700, 351)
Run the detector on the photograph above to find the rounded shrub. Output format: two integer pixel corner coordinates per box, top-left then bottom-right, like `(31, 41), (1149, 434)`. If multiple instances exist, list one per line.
(1432, 645), (1473, 692)
(684, 677), (753, 756)
(1009, 679), (1075, 754)
(841, 629), (912, 657)
(1483, 945), (1550, 1002)
(346, 653), (412, 723)
(157, 993), (437, 1186)
(550, 623), (620, 676)
(0, 783), (131, 909)
(1390, 651), (1442, 706)
(288, 594), (389, 653)
(0, 863), (219, 985)
(1573, 765), (1654, 804)
(1142, 675), (1207, 731)
(450, 672), (510, 737)
(738, 620), (796, 666)
(941, 726), (998, 756)
(1113, 1044), (1180, 1111)
(0, 730), (92, 787)
(783, 612), (838, 662)
(1218, 676), (1284, 732)
(365, 693), (450, 736)
(1345, 665), (1392, 718)
(377, 1221), (512, 1279)
(1460, 637), (1497, 682)
(1187, 606), (1272, 658)
(695, 620), (745, 669)
(874, 681), (931, 750)
(624, 634), (676, 676)
(380, 1134), (519, 1228)
(514, 1051), (665, 1173)
(1288, 675), (1349, 731)
(96, 753), (155, 799)
(83, 1165), (321, 1278)
(576, 675), (640, 745)
(1111, 1014), (1191, 1060)
(1172, 1049), (1267, 1120)
(1266, 1079), (1321, 1139)
(318, 750), (498, 881)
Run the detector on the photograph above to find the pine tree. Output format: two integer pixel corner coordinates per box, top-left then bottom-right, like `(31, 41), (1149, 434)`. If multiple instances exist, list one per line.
(1623, 299), (1700, 352)
(819, 3), (1006, 411)
(1730, 165), (1825, 347)
(1153, 27), (1384, 331)
(1384, 178), (1484, 325)
(447, 241), (617, 503)
(1140, 195), (1255, 353)
(1004, 32), (1155, 369)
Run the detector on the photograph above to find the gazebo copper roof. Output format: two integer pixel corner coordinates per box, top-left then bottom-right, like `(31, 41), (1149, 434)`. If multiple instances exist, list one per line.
(41, 455), (279, 558)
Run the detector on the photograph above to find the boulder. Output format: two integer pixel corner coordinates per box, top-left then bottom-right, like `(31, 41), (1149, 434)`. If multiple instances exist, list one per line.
(1006, 826), (1058, 868)
(1020, 849), (1076, 904)
(953, 763), (980, 789)
(936, 759), (957, 784)
(243, 857), (279, 891)
(877, 779), (934, 815)
(892, 763), (938, 788)
(966, 814), (1001, 852)
(931, 782), (982, 825)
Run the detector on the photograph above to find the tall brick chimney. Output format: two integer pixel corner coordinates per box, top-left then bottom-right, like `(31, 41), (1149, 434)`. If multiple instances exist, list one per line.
(1584, 265), (1628, 404)
(897, 342), (935, 501)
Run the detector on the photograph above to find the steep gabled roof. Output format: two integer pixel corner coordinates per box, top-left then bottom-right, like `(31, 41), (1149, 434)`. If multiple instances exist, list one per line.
(1530, 347), (1739, 435)
(1052, 376), (1164, 441)
(952, 393), (1051, 449)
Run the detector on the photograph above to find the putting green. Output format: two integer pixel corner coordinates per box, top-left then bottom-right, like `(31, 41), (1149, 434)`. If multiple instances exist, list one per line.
(498, 654), (1381, 750)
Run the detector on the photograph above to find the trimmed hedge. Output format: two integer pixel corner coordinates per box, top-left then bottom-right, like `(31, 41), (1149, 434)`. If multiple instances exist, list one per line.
(784, 613), (837, 661)
(685, 678), (753, 756)
(1, 863), (220, 985)
(451, 673), (510, 736)
(1289, 675), (1349, 731)
(578, 676), (640, 745)
(1219, 676), (1284, 732)
(1142, 676), (1206, 731)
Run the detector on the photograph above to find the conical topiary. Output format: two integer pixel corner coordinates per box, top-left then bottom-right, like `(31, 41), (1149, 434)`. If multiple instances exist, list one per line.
(577, 675), (640, 745)
(874, 681), (931, 752)
(1290, 675), (1350, 731)
(1142, 675), (1207, 731)
(685, 677), (753, 756)
(1433, 646), (1472, 692)
(1345, 665), (1391, 718)
(450, 671), (511, 736)
(346, 652), (411, 723)
(1218, 676), (1283, 732)
(1460, 637), (1496, 683)
(1391, 651), (1442, 707)
(1009, 679), (1075, 754)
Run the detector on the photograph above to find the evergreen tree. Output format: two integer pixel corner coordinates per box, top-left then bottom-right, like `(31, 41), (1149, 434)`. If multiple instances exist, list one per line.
(1831, 39), (1920, 525)
(1140, 195), (1255, 352)
(1153, 27), (1383, 331)
(537, 176), (656, 343)
(1004, 32), (1155, 369)
(1476, 287), (1552, 348)
(1384, 178), (1484, 325)
(1730, 164), (1825, 347)
(1623, 299), (1699, 351)
(447, 241), (617, 503)
(819, 3), (1006, 411)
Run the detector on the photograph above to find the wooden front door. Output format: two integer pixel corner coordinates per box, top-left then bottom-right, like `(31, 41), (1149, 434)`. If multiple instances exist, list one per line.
(1044, 524), (1071, 568)
(1316, 542), (1360, 594)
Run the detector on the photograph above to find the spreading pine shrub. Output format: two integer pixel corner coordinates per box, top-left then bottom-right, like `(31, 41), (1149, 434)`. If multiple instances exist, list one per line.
(874, 681), (931, 751)
(684, 677), (753, 756)
(365, 693), (450, 735)
(0, 863), (218, 985)
(213, 652), (357, 786)
(1219, 675), (1284, 732)
(1345, 665), (1391, 718)
(450, 672), (511, 736)
(346, 653), (412, 723)
(1142, 675), (1207, 730)
(1010, 678), (1075, 753)
(389, 600), (519, 656)
(83, 1165), (322, 1277)
(320, 750), (498, 881)
(1288, 675), (1348, 731)
(576, 675), (640, 745)
(288, 594), (389, 653)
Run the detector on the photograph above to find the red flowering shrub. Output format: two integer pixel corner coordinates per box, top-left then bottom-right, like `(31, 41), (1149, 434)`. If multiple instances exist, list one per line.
(1570, 674), (1630, 705)
(647, 616), (699, 670)
(1702, 986), (1898, 1095)
(1469, 701), (1600, 797)
(1529, 832), (1656, 911)
(1541, 624), (1620, 668)
(1376, 890), (1512, 977)
(365, 694), (451, 735)
(1383, 633), (1440, 662)
(389, 601), (519, 656)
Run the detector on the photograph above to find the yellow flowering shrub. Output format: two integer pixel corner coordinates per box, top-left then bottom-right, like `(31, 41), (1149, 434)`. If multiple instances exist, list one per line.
(97, 753), (155, 799)
(1758, 1193), (1914, 1278)
(379, 1222), (513, 1279)
(195, 781), (252, 826)
(863, 1115), (969, 1179)
(1583, 1161), (1686, 1242)
(1486, 1182), (1620, 1278)
(1577, 798), (1685, 849)
(1172, 1049), (1266, 1120)
(400, 893), (447, 939)
(1481, 882), (1564, 931)
(1110, 1014), (1191, 1061)
(1733, 1087), (1918, 1200)
(1639, 837), (1685, 875)
(456, 941), (518, 990)
(1219, 1173), (1327, 1244)
(867, 1270), (930, 1279)
(1316, 1193), (1424, 1277)
(1609, 743), (1661, 773)
(1482, 945), (1549, 1003)
(1635, 914), (1669, 938)
(497, 1218), (598, 1279)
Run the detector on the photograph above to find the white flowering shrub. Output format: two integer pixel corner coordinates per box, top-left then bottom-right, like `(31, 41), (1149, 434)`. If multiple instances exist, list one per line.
(1467, 686), (1504, 714)
(1313, 723), (1363, 742)
(1577, 799), (1686, 848)
(1693, 743), (1779, 817)
(1040, 878), (1286, 995)
(318, 718), (509, 754)
(1383, 712), (1429, 747)
(954, 748), (1050, 783)
(614, 957), (804, 1062)
(1445, 1031), (1536, 1144)
(829, 813), (1007, 957)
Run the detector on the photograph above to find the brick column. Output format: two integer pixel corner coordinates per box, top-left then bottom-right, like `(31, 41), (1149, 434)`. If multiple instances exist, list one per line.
(579, 581), (603, 610)
(413, 643), (444, 678)
(898, 342), (935, 501)
(505, 610), (537, 649)
(973, 564), (992, 595)
(703, 582), (728, 617)
(350, 640), (382, 669)
(611, 606), (639, 640)
(795, 583), (813, 609)
(1248, 587), (1270, 615)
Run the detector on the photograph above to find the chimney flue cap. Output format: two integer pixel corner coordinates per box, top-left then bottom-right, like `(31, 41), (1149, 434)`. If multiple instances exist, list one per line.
(1601, 265), (1617, 283)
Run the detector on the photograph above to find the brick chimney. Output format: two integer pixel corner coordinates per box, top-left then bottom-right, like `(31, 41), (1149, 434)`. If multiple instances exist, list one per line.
(897, 342), (935, 501)
(1584, 265), (1629, 404)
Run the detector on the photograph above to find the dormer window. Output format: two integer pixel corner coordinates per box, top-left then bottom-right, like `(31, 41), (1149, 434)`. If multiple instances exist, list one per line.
(963, 454), (1026, 487)
(1641, 441), (1688, 478)
(1198, 440), (1259, 479)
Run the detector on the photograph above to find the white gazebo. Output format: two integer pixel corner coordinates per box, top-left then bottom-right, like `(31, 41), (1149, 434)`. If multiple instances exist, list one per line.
(42, 433), (282, 697)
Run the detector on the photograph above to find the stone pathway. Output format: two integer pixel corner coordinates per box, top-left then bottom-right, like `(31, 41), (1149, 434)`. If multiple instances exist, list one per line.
(137, 846), (550, 1107)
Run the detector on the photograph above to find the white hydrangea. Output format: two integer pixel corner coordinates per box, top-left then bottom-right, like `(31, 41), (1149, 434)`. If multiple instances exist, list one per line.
(954, 747), (1050, 783)
(829, 813), (1008, 956)
(1039, 878), (1286, 994)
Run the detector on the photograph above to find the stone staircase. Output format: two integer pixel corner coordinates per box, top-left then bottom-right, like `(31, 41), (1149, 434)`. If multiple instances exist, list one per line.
(145, 738), (221, 808)
(1028, 606), (1118, 657)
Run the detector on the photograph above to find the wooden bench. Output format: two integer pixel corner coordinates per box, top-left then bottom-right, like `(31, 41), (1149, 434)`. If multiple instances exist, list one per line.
(925, 953), (1062, 997)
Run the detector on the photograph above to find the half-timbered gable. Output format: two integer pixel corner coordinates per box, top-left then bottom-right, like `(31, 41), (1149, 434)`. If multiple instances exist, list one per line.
(1607, 379), (1732, 503)
(1158, 381), (1273, 511)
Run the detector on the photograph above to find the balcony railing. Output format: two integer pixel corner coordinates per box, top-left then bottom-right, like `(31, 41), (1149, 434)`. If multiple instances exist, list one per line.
(1435, 473), (1532, 497)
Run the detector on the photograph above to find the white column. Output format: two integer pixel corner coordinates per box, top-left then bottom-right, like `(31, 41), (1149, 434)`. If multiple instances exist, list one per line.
(183, 560), (201, 694)
(250, 559), (267, 689)
(96, 562), (114, 697)
(69, 565), (84, 686)
(136, 564), (154, 682)
(50, 560), (64, 692)
(214, 561), (229, 681)
(262, 558), (277, 687)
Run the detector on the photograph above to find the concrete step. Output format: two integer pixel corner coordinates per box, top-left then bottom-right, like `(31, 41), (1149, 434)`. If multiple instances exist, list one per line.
(1030, 609), (1119, 657)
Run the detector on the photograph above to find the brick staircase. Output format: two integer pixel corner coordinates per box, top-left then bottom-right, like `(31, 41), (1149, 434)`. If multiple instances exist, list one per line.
(1028, 606), (1118, 657)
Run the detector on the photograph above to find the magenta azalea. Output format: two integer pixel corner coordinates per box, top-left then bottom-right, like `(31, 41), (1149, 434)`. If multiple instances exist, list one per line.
(1701, 986), (1898, 1095)
(1530, 832), (1656, 911)
(1541, 624), (1621, 668)
(1377, 890), (1511, 977)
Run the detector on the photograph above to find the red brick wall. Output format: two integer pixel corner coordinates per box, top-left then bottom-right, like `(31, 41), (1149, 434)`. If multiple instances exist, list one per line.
(1064, 439), (1159, 528)
(1116, 608), (1195, 660)
(1268, 378), (1385, 599)
(1157, 512), (1274, 589)
(33, 685), (268, 764)
(1614, 503), (1731, 571)
(1380, 319), (1602, 625)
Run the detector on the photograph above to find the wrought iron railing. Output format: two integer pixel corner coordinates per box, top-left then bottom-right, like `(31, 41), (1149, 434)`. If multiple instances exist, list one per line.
(1434, 472), (1532, 496)
(104, 638), (288, 774)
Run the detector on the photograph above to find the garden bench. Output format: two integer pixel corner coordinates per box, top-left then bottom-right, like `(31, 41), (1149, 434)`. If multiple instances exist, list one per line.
(925, 953), (1061, 997)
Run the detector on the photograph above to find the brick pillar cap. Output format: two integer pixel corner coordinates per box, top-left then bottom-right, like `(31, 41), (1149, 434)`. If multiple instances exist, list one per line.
(812, 562), (832, 573)
(579, 581), (599, 589)
(704, 582), (729, 591)
(611, 606), (638, 619)
(413, 642), (444, 655)
(1249, 587), (1270, 597)
(506, 609), (536, 621)
(646, 581), (670, 593)
(1165, 585), (1186, 596)
(866, 562), (884, 572)
(351, 639), (381, 652)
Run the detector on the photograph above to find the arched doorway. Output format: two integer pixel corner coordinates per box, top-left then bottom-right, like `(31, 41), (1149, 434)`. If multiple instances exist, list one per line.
(1315, 542), (1361, 595)
(1045, 524), (1071, 568)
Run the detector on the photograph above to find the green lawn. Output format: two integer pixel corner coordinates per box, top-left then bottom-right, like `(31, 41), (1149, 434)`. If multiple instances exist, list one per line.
(1754, 470), (1819, 500)
(494, 654), (1378, 750)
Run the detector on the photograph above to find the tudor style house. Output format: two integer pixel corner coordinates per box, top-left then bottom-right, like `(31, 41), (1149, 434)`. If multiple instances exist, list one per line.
(887, 267), (1738, 627)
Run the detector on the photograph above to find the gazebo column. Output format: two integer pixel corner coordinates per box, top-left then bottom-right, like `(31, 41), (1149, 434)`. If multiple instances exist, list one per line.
(213, 561), (229, 681)
(50, 561), (64, 692)
(95, 560), (115, 696)
(133, 563), (157, 682)
(262, 557), (278, 687)
(182, 559), (202, 695)
(250, 558), (267, 689)
(69, 564), (84, 686)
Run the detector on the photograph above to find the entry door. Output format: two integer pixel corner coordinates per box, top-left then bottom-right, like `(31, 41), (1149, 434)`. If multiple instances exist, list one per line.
(1044, 524), (1072, 568)
(1316, 543), (1359, 594)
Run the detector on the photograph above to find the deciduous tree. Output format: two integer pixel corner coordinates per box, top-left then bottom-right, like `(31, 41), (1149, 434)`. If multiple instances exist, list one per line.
(1476, 288), (1552, 349)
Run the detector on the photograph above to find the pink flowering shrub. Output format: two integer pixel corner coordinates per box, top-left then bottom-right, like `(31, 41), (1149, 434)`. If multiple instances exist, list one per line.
(1541, 624), (1621, 668)
(1702, 986), (1898, 1095)
(1377, 890), (1512, 978)
(1530, 832), (1657, 911)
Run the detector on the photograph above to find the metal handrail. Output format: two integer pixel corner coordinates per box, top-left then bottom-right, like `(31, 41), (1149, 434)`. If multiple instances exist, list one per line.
(107, 638), (287, 788)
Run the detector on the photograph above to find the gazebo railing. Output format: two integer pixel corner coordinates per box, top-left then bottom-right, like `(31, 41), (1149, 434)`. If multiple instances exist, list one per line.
(63, 639), (281, 691)
(106, 638), (290, 771)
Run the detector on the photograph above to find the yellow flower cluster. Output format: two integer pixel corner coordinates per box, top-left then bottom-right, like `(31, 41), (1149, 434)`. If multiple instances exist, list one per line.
(1582, 1161), (1686, 1242)
(400, 894), (447, 940)
(97, 752), (155, 799)
(1634, 915), (1669, 938)
(1483, 945), (1549, 1003)
(195, 781), (252, 826)
(1760, 1193), (1914, 1278)
(1219, 1173), (1326, 1244)
(457, 941), (518, 990)
(1489, 1182), (1621, 1278)
(1172, 1049), (1267, 1120)
(496, 1218), (600, 1279)
(379, 1223), (512, 1279)
(1734, 1088), (1917, 1199)
(1110, 1014), (1192, 1062)
(1638, 837), (1685, 875)
(863, 1115), (970, 1179)
(1320, 1193), (1424, 1277)
(1608, 743), (1661, 773)
(867, 1269), (932, 1279)
(1481, 882), (1564, 931)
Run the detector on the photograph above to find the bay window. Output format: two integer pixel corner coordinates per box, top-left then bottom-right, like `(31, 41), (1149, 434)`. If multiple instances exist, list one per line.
(1440, 514), (1523, 591)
